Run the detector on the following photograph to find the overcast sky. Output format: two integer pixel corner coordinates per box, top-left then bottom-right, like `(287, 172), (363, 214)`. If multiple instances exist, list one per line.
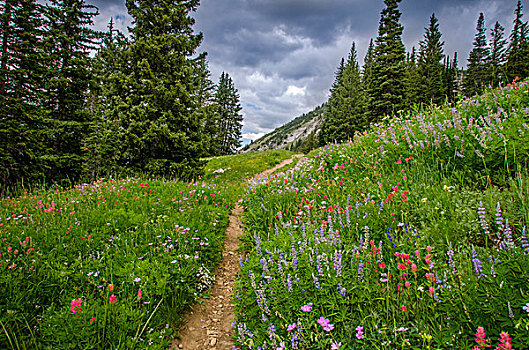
(86, 0), (522, 144)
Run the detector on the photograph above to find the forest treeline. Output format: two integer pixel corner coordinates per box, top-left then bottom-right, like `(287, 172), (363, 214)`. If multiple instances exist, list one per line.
(2, 0), (529, 190)
(0, 0), (243, 190)
(320, 0), (529, 145)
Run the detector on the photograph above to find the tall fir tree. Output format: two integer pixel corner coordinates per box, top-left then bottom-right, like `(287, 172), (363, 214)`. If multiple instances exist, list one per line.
(213, 72), (243, 155)
(463, 13), (490, 96)
(42, 0), (100, 182)
(417, 13), (446, 105)
(488, 21), (508, 86)
(361, 38), (375, 121)
(320, 43), (368, 144)
(404, 47), (422, 107)
(0, 0), (47, 187)
(320, 58), (345, 145)
(368, 0), (407, 120)
(506, 1), (529, 80)
(102, 0), (210, 179)
(442, 52), (459, 102)
(84, 19), (129, 178)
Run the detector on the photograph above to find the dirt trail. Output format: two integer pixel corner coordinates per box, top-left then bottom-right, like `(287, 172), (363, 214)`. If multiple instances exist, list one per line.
(171, 155), (303, 350)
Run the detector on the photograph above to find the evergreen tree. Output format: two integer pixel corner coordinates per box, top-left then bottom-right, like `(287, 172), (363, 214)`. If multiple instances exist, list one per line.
(404, 47), (421, 107)
(320, 58), (345, 146)
(362, 39), (375, 120)
(83, 19), (129, 178)
(506, 0), (529, 80)
(368, 0), (407, 120)
(0, 0), (47, 187)
(320, 43), (369, 144)
(103, 0), (210, 179)
(42, 0), (100, 182)
(417, 13), (445, 105)
(443, 53), (459, 102)
(463, 13), (490, 96)
(213, 72), (243, 155)
(489, 21), (508, 86)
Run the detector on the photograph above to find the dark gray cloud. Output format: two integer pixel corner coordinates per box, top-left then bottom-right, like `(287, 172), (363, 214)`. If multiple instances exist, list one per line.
(86, 0), (522, 145)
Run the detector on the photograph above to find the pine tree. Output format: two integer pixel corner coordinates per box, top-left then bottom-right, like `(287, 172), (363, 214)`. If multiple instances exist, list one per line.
(506, 0), (528, 80)
(42, 0), (100, 182)
(368, 0), (407, 120)
(0, 0), (47, 187)
(417, 13), (446, 105)
(105, 0), (210, 179)
(489, 21), (508, 86)
(463, 13), (490, 96)
(320, 43), (368, 144)
(214, 72), (243, 155)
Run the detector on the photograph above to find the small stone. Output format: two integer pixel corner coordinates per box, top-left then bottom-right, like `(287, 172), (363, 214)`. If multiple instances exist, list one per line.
(178, 344), (183, 349)
(218, 304), (223, 308)
(210, 338), (217, 346)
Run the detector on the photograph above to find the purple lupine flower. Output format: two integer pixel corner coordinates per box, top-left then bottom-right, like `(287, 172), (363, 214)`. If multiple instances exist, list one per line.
(291, 334), (299, 349)
(472, 258), (485, 279)
(447, 242), (458, 275)
(358, 260), (364, 281)
(334, 251), (343, 277)
(287, 274), (293, 292)
(268, 323), (276, 341)
(337, 282), (346, 296)
(316, 255), (324, 275)
(313, 274), (321, 289)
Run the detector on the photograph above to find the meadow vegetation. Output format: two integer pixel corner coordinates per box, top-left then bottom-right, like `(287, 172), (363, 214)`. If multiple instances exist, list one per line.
(234, 80), (529, 349)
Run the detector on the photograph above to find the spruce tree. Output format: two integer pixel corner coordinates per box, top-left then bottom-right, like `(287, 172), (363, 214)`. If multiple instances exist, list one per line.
(214, 72), (243, 155)
(463, 13), (490, 96)
(0, 0), (47, 186)
(320, 58), (344, 146)
(443, 53), (459, 102)
(83, 19), (129, 178)
(42, 0), (100, 182)
(506, 0), (527, 80)
(368, 0), (407, 120)
(107, 0), (210, 179)
(507, 1), (529, 79)
(362, 39), (375, 120)
(404, 47), (422, 107)
(489, 21), (508, 86)
(320, 43), (368, 144)
(417, 13), (445, 105)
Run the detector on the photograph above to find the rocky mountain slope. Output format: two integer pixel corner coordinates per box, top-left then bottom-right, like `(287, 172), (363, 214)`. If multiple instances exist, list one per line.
(241, 104), (325, 153)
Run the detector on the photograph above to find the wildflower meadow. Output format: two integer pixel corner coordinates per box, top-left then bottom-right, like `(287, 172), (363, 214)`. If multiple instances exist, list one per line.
(234, 80), (529, 349)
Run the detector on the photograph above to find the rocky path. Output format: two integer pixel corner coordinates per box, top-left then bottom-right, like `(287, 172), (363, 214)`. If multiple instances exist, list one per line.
(171, 155), (303, 350)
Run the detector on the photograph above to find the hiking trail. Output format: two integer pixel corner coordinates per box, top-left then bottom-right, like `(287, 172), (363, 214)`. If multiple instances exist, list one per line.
(171, 155), (303, 349)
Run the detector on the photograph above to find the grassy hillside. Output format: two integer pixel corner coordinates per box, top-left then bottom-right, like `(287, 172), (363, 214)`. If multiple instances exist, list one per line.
(234, 80), (529, 349)
(242, 104), (325, 153)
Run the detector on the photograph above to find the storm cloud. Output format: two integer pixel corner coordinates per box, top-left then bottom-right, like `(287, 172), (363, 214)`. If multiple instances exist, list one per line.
(86, 0), (522, 144)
